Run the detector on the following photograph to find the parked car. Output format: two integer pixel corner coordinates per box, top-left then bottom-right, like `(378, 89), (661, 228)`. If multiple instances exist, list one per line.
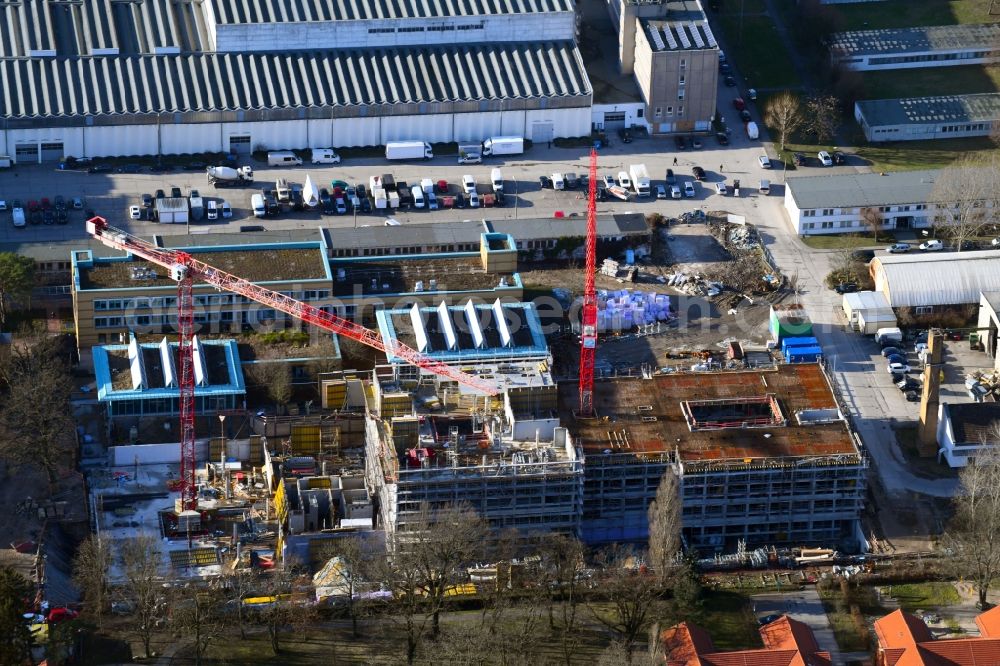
(538, 175), (552, 189)
(887, 361), (911, 374)
(886, 354), (906, 365)
(793, 152), (806, 166)
(724, 75), (736, 86)
(656, 185), (667, 199)
(834, 283), (858, 294)
(881, 347), (902, 358)
(818, 151), (833, 166)
(832, 151), (846, 165)
(170, 186), (182, 198)
(72, 196), (85, 209)
(919, 240), (944, 251)
(757, 155), (771, 169)
(154, 190), (165, 200)
(54, 195), (66, 210)
(683, 181), (696, 197)
(454, 193), (466, 209)
(716, 132), (729, 145)
(733, 97), (745, 111)
(897, 377), (921, 391)
(886, 243), (911, 253)
(758, 614), (783, 626)
(692, 166), (706, 181)
(221, 201), (232, 218)
(739, 109), (751, 123)
(141, 193), (153, 208)
(129, 205), (141, 220)
(335, 197), (347, 214)
(715, 182), (727, 195)
(670, 184), (682, 199)
(42, 209), (55, 225)
(617, 172), (631, 188)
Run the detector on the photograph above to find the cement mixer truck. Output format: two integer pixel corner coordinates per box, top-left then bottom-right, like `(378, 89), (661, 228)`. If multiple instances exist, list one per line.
(206, 165), (254, 187)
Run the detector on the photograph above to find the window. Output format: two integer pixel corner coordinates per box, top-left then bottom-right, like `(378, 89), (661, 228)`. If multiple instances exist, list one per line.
(679, 74), (685, 85)
(822, 209), (834, 216)
(637, 108), (643, 118)
(654, 107), (663, 118)
(677, 90), (685, 100)
(680, 58), (686, 68)
(368, 27), (396, 33)
(398, 26), (425, 32)
(677, 106), (683, 116)
(821, 221), (834, 229)
(802, 210), (816, 217)
(665, 106), (673, 116)
(915, 306), (933, 315)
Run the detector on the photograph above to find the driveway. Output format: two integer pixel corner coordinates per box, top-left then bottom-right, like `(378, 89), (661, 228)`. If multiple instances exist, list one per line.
(752, 589), (840, 664)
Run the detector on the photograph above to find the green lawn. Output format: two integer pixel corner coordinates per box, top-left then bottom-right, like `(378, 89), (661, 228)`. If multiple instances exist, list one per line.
(833, 0), (995, 31)
(888, 582), (962, 611)
(718, 16), (801, 89)
(694, 591), (763, 651)
(856, 137), (999, 172)
(859, 65), (1000, 99)
(801, 234), (883, 250)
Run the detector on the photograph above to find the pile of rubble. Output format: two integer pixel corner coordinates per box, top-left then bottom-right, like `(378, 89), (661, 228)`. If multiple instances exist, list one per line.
(726, 224), (759, 251)
(661, 271), (723, 297)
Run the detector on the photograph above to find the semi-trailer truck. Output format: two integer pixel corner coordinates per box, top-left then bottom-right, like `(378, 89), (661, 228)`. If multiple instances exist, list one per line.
(385, 141), (433, 160)
(481, 136), (524, 156)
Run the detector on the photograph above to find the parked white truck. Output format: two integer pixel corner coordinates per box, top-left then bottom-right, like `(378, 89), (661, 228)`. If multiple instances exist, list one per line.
(206, 165), (253, 186)
(481, 136), (524, 157)
(628, 164), (651, 197)
(385, 141), (433, 161)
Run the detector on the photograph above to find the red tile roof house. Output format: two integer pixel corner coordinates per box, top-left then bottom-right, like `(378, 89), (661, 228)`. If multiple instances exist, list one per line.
(874, 606), (1000, 666)
(660, 615), (833, 666)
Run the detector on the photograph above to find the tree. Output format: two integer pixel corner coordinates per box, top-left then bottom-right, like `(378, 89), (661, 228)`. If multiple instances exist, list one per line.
(315, 536), (369, 638)
(117, 536), (164, 659)
(647, 466), (682, 583)
(590, 545), (662, 664)
(221, 567), (256, 640)
(0, 253), (34, 330)
(251, 567), (315, 655)
(537, 533), (586, 665)
(168, 585), (225, 666)
(933, 154), (1000, 251)
(245, 360), (292, 414)
(0, 566), (34, 665)
(861, 207), (884, 243)
(0, 334), (76, 493)
(763, 91), (803, 151)
(363, 503), (487, 664)
(947, 433), (1000, 608)
(73, 535), (113, 629)
(805, 95), (840, 144)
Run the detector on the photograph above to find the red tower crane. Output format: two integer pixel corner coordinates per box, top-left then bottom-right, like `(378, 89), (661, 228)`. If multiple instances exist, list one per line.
(578, 148), (599, 416)
(86, 217), (501, 510)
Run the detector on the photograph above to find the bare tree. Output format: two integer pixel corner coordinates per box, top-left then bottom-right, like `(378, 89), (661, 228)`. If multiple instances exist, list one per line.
(251, 567), (316, 655)
(861, 207), (884, 244)
(245, 359), (293, 414)
(168, 584), (225, 666)
(0, 334), (76, 493)
(73, 535), (113, 629)
(538, 533), (586, 666)
(118, 536), (165, 659)
(947, 430), (1000, 608)
(590, 545), (661, 664)
(647, 466), (682, 583)
(805, 95), (840, 144)
(763, 91), (803, 151)
(221, 567), (256, 639)
(933, 154), (1000, 251)
(315, 536), (368, 638)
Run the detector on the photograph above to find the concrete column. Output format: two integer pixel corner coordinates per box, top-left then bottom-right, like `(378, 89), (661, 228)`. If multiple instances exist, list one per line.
(917, 329), (945, 456)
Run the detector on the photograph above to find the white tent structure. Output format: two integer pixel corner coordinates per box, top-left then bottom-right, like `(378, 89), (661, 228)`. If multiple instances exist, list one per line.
(303, 175), (319, 208)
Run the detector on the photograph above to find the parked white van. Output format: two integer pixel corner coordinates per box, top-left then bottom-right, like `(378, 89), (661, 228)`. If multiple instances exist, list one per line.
(411, 185), (425, 209)
(267, 151), (302, 167)
(251, 193), (266, 218)
(311, 148), (341, 165)
(206, 200), (219, 220)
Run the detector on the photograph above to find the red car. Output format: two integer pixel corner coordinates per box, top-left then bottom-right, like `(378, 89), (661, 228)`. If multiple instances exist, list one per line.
(733, 97), (745, 111)
(40, 197), (51, 209)
(27, 200), (39, 212)
(436, 179), (449, 194)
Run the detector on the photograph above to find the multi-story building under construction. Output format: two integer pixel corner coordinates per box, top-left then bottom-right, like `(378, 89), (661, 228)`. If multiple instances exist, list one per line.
(560, 363), (868, 551)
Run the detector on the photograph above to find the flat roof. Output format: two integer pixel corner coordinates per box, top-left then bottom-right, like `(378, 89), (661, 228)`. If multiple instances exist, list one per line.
(786, 169), (941, 210)
(330, 254), (517, 297)
(0, 42), (591, 121)
(558, 364), (859, 463)
(842, 290), (892, 312)
(208, 0), (574, 22)
(491, 213), (650, 241)
(327, 221), (488, 252)
(830, 23), (1000, 57)
(856, 93), (1000, 127)
(78, 245), (329, 290)
(640, 18), (718, 52)
(945, 402), (1000, 445)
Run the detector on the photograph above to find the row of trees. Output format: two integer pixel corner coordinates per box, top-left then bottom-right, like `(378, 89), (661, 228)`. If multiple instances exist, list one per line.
(68, 466), (690, 664)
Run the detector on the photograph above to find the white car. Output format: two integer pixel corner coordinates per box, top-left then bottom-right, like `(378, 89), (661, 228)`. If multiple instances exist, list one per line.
(715, 182), (727, 195)
(462, 174), (476, 194)
(129, 205), (141, 220)
(468, 191), (480, 208)
(818, 151), (833, 167)
(220, 200), (232, 218)
(617, 172), (631, 189)
(683, 181), (696, 197)
(887, 361), (911, 374)
(670, 185), (682, 199)
(604, 174), (616, 188)
(656, 185), (667, 199)
(919, 240), (943, 252)
(992, 237), (1000, 247)
(757, 155), (771, 169)
(886, 243), (911, 254)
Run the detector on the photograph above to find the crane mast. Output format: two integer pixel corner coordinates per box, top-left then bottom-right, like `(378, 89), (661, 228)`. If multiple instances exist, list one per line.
(86, 217), (501, 509)
(578, 148), (599, 416)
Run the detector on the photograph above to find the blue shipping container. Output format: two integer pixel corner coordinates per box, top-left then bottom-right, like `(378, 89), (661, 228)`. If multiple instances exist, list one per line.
(786, 346), (823, 363)
(781, 336), (819, 353)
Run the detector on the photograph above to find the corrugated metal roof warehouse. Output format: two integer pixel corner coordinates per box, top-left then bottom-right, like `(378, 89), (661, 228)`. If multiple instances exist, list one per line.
(0, 0), (593, 160)
(871, 251), (1000, 308)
